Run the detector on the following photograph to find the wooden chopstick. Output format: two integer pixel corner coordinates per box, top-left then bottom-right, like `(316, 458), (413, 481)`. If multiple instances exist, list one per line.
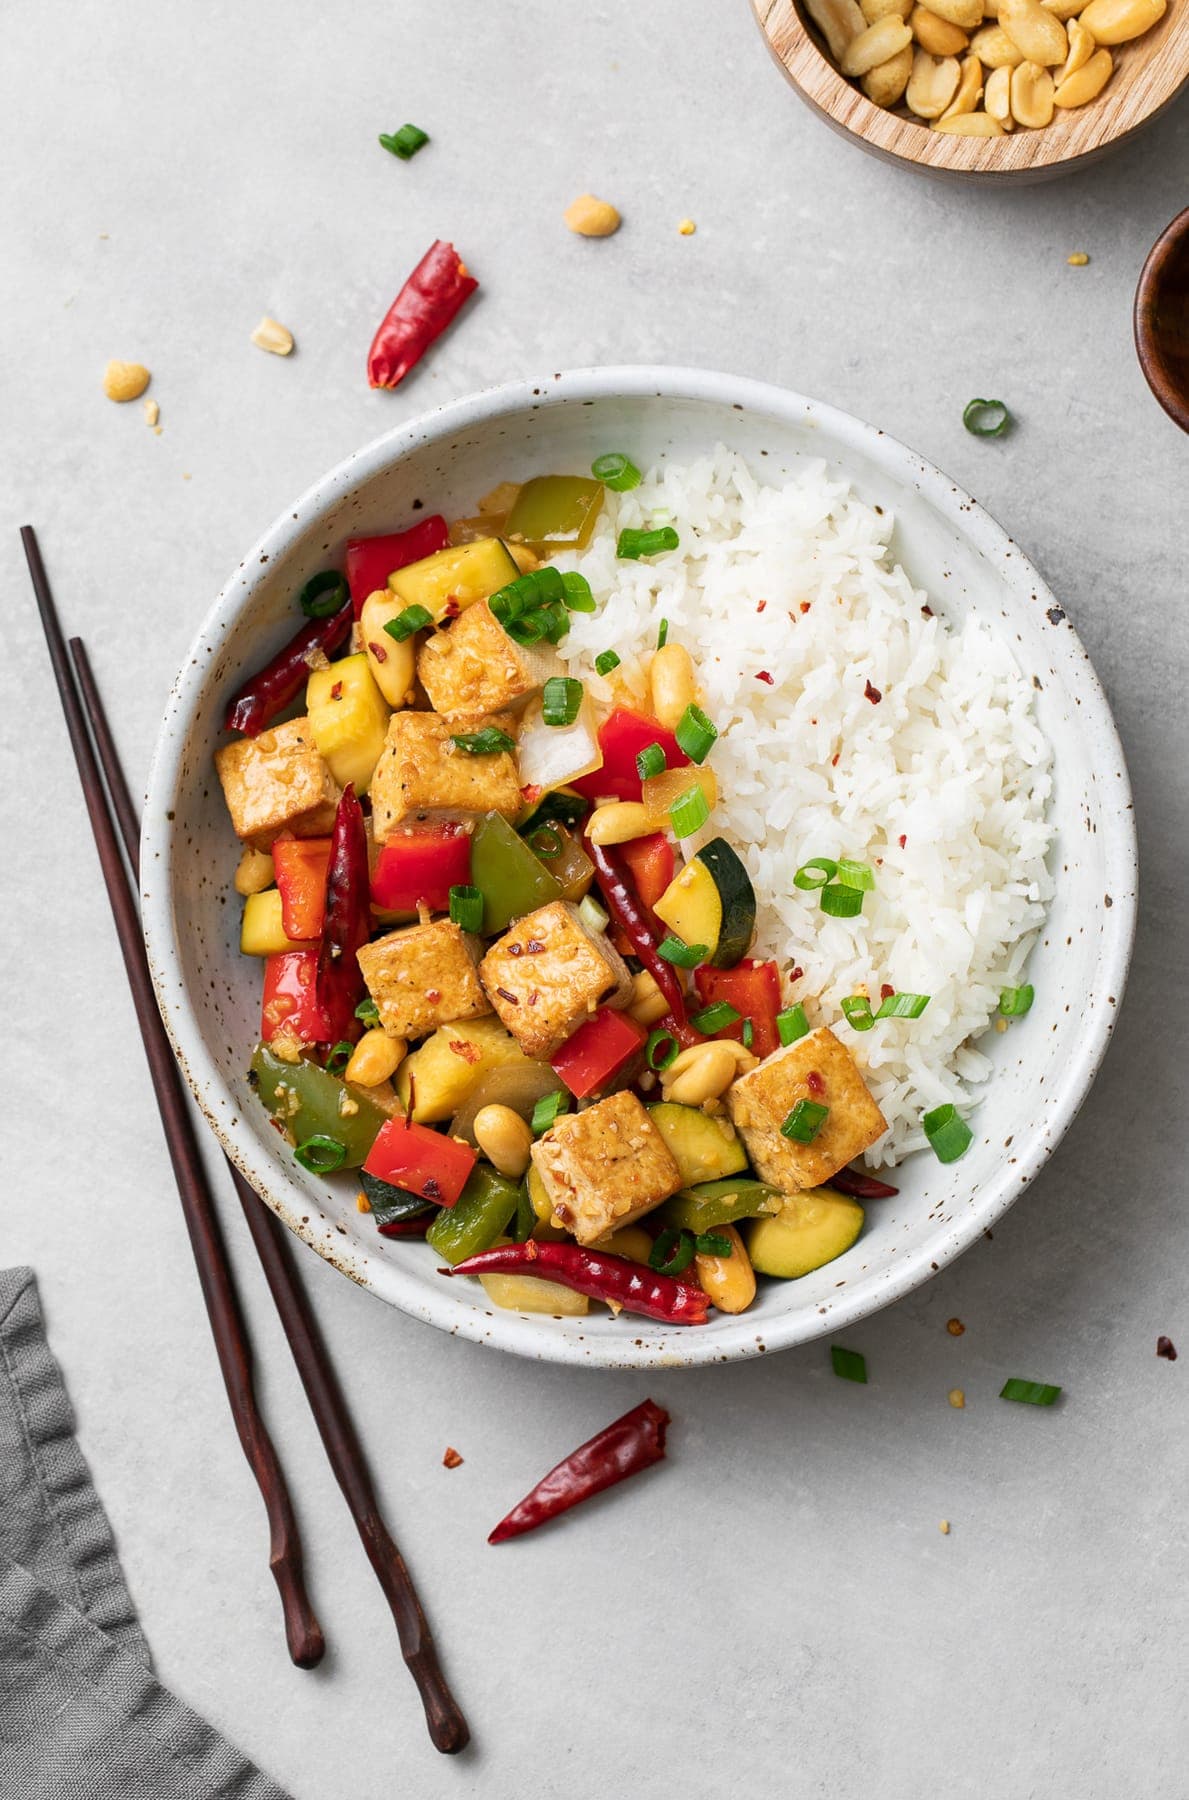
(64, 627), (469, 1751)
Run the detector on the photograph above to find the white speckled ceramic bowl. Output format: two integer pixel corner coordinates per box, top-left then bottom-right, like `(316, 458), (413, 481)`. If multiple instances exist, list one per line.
(142, 367), (1136, 1369)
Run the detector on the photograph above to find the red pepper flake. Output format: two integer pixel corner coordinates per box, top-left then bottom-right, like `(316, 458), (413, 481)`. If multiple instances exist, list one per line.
(800, 601), (812, 614)
(448, 1037), (482, 1064)
(806, 1070), (825, 1097)
(525, 939), (545, 954)
(527, 991), (539, 1005)
(330, 681), (343, 701)
(1158, 1336), (1178, 1360)
(831, 752), (840, 767)
(521, 784), (544, 804)
(443, 1446), (464, 1469)
(756, 600), (768, 614)
(898, 834), (907, 849)
(367, 239), (478, 390)
(921, 604), (934, 617)
(864, 679), (882, 704)
(791, 965), (803, 983)
(443, 595), (461, 620)
(367, 639), (388, 663)
(495, 987), (519, 1004)
(881, 983), (895, 1001)
(508, 943), (524, 958)
(755, 670), (775, 685)
(426, 988), (441, 1004)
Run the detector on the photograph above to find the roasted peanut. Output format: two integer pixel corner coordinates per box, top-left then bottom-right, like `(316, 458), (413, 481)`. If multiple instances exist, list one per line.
(649, 643), (698, 731)
(234, 847), (274, 896)
(626, 969), (670, 1028)
(862, 42), (915, 99)
(693, 1224), (757, 1315)
(1079, 0), (1164, 40)
(906, 48), (962, 114)
(1057, 16), (1095, 78)
(663, 1041), (741, 1106)
(912, 5), (971, 52)
(941, 52), (985, 113)
(970, 21), (1024, 62)
(250, 317), (295, 356)
(933, 107), (1005, 128)
(918, 0), (984, 24)
(999, 0), (1067, 64)
(806, 0), (867, 59)
(841, 13), (913, 71)
(563, 194), (621, 237)
(587, 801), (652, 847)
(1010, 59), (1055, 124)
(103, 360), (150, 402)
(861, 0), (914, 21)
(1053, 44), (1113, 102)
(984, 62), (1016, 120)
(472, 1104), (534, 1178)
(346, 1029), (406, 1088)
(1040, 0), (1085, 17)
(359, 589), (417, 708)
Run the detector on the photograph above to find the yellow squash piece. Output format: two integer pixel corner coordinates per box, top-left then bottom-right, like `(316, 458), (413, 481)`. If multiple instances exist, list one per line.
(388, 537), (520, 625)
(477, 1272), (590, 1315)
(654, 858), (722, 957)
(240, 888), (313, 956)
(306, 653), (390, 794)
(746, 1186), (864, 1279)
(396, 1016), (531, 1124)
(641, 765), (718, 833)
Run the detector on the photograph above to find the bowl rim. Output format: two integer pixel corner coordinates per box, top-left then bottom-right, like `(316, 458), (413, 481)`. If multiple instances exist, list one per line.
(141, 364), (1138, 1369)
(1134, 205), (1189, 435)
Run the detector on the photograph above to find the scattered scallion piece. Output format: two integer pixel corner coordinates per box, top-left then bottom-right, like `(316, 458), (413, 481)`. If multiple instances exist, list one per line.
(963, 397), (1012, 438)
(922, 1103), (973, 1164)
(841, 995), (875, 1032)
(538, 601), (571, 645)
(355, 997), (381, 1028)
(1000, 1377), (1061, 1407)
(670, 783), (710, 839)
(384, 603), (433, 642)
(649, 1227), (695, 1277)
(526, 823), (563, 859)
(656, 616), (669, 648)
(781, 1099), (829, 1144)
(561, 571), (596, 612)
(636, 742), (667, 781)
(531, 1090), (570, 1136)
(591, 452), (642, 491)
(690, 1000), (741, 1035)
(875, 991), (931, 1020)
(451, 727), (516, 755)
(646, 1028), (679, 1072)
(294, 1134), (348, 1174)
(657, 933), (709, 968)
(674, 704), (717, 764)
(776, 1004), (810, 1047)
(379, 123), (430, 160)
(542, 676), (584, 727)
(298, 570), (350, 620)
(448, 884), (484, 932)
(577, 894), (609, 934)
(694, 1232), (733, 1257)
(820, 883), (864, 918)
(595, 650), (620, 677)
(831, 1345), (867, 1384)
(794, 857), (838, 891)
(999, 984), (1035, 1017)
(325, 1041), (354, 1077)
(741, 1017), (754, 1050)
(836, 859), (875, 892)
(617, 527), (679, 561)
(506, 611), (547, 646)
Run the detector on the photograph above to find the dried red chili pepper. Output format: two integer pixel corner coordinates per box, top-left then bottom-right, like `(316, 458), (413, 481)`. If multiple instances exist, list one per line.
(367, 241), (478, 390)
(223, 602), (353, 736)
(829, 1165), (899, 1200)
(447, 1240), (708, 1326)
(588, 841), (698, 1047)
(315, 785), (371, 1040)
(488, 1399), (670, 1545)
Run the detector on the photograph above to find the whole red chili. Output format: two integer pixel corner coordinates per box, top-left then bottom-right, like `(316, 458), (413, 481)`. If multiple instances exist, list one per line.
(223, 602), (353, 736)
(588, 841), (697, 1046)
(315, 786), (371, 1040)
(488, 1399), (670, 1544)
(367, 240), (478, 390)
(829, 1165), (899, 1200)
(447, 1240), (709, 1326)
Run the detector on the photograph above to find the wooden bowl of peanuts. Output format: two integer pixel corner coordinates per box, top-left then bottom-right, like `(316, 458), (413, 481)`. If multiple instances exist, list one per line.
(754, 0), (1186, 179)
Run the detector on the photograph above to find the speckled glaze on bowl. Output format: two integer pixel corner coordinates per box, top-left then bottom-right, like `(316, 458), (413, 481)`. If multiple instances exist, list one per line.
(141, 367), (1137, 1369)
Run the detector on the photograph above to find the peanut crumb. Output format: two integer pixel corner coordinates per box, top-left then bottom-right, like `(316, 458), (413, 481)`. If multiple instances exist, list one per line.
(252, 315), (295, 356)
(946, 1317), (965, 1337)
(1067, 252), (1090, 266)
(356, 1192), (371, 1213)
(143, 397), (159, 427)
(939, 1519), (951, 1535)
(995, 1016), (1008, 1032)
(948, 1388), (966, 1409)
(182, 472), (192, 481)
(103, 360), (151, 403)
(442, 1446), (463, 1469)
(678, 218), (697, 236)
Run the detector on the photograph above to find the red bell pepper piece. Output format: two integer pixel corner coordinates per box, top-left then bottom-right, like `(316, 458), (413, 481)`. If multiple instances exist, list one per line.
(829, 1165), (899, 1200)
(695, 959), (783, 1060)
(448, 1240), (709, 1325)
(261, 950), (334, 1046)
(371, 822), (471, 913)
(272, 837), (332, 941)
(588, 841), (697, 1046)
(571, 709), (690, 803)
(367, 240), (478, 391)
(618, 832), (674, 913)
(223, 602), (353, 737)
(345, 516), (449, 617)
(551, 1007), (647, 1099)
(364, 1117), (477, 1209)
(488, 1399), (670, 1544)
(315, 787), (371, 1042)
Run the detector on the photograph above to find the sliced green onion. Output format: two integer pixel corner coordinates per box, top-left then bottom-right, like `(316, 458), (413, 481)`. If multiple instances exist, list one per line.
(741, 1017), (754, 1050)
(506, 611), (547, 646)
(781, 1099), (830, 1144)
(648, 1227), (695, 1277)
(820, 884), (864, 919)
(674, 704), (717, 764)
(354, 997), (380, 1028)
(794, 857), (837, 890)
(776, 1004), (810, 1047)
(876, 991), (931, 1020)
(670, 784), (710, 839)
(448, 884), (483, 932)
(298, 570), (350, 620)
(526, 823), (563, 859)
(595, 650), (621, 677)
(531, 1090), (570, 1136)
(963, 397), (1012, 438)
(1000, 1377), (1061, 1406)
(646, 1029), (679, 1072)
(831, 1345), (867, 1384)
(294, 1134), (347, 1174)
(656, 616), (669, 647)
(657, 934), (709, 968)
(538, 601), (571, 646)
(636, 742), (667, 781)
(379, 123), (429, 160)
(618, 527), (679, 561)
(922, 1103), (973, 1164)
(837, 859), (875, 891)
(578, 894), (609, 934)
(451, 727), (516, 755)
(1000, 984), (1035, 1017)
(385, 603), (433, 642)
(325, 1041), (354, 1076)
(542, 676), (584, 727)
(561, 571), (596, 612)
(841, 995), (875, 1032)
(491, 568), (564, 625)
(591, 452), (642, 492)
(690, 1001), (741, 1035)
(694, 1232), (733, 1257)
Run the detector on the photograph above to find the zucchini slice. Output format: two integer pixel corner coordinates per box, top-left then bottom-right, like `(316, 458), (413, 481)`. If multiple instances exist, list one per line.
(653, 836), (756, 969)
(647, 1101), (748, 1186)
(746, 1186), (864, 1279)
(387, 537), (520, 625)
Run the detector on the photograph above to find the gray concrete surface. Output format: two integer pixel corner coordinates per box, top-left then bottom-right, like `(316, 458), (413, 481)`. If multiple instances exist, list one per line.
(3, 2), (1188, 1795)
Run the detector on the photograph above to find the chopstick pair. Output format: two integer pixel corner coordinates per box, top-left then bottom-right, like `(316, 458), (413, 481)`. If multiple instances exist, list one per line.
(21, 526), (469, 1757)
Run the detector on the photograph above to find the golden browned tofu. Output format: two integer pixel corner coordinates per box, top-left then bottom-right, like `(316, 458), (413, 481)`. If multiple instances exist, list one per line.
(725, 1026), (887, 1194)
(356, 918), (490, 1041)
(416, 600), (564, 717)
(480, 900), (633, 1058)
(215, 717), (341, 847)
(368, 709), (522, 840)
(531, 1090), (682, 1245)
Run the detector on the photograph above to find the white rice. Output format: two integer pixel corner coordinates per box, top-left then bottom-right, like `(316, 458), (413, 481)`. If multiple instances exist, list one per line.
(553, 448), (1055, 1166)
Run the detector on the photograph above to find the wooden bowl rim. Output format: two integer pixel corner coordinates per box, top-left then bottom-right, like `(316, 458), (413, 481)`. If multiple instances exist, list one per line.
(1134, 205), (1189, 434)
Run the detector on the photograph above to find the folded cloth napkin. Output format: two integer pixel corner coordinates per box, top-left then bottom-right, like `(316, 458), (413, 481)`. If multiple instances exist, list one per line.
(0, 1267), (292, 1800)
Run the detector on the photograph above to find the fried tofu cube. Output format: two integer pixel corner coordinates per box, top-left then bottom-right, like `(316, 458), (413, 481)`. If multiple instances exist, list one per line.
(368, 709), (522, 840)
(416, 599), (565, 718)
(531, 1090), (682, 1245)
(725, 1026), (887, 1194)
(215, 716), (341, 847)
(356, 918), (490, 1041)
(480, 900), (633, 1058)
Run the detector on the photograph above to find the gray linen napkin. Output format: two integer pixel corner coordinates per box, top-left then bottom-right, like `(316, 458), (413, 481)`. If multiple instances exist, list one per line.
(0, 1267), (292, 1800)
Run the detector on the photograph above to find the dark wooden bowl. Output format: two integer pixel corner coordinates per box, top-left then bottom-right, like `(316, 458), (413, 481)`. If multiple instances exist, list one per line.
(1135, 207), (1189, 434)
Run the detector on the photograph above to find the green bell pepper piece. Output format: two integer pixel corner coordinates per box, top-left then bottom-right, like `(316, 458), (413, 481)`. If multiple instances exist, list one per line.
(511, 1179), (536, 1243)
(427, 1166), (521, 1264)
(249, 1044), (389, 1169)
(504, 475), (603, 556)
(660, 1177), (783, 1234)
(470, 811), (563, 934)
